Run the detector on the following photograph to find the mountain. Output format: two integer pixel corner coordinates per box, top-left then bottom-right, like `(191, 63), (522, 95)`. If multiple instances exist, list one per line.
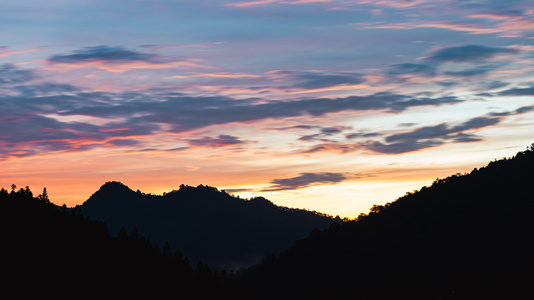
(239, 145), (534, 299)
(0, 186), (242, 298)
(79, 183), (338, 269)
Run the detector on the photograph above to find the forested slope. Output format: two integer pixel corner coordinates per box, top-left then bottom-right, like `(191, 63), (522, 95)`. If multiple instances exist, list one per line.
(0, 186), (243, 298)
(240, 145), (534, 299)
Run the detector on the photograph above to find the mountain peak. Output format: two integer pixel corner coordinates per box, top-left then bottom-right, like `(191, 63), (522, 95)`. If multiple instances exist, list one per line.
(82, 181), (137, 206)
(95, 181), (136, 197)
(99, 181), (131, 191)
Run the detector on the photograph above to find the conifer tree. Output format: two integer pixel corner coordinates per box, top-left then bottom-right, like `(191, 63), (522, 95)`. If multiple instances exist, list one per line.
(38, 187), (50, 204)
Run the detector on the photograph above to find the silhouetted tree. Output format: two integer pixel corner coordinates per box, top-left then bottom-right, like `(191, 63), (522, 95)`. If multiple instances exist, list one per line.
(37, 187), (50, 204)
(162, 241), (172, 257)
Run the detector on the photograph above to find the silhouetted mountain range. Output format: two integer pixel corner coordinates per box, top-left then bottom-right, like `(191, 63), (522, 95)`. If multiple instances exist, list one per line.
(79, 183), (338, 269)
(0, 185), (243, 298)
(4, 144), (534, 298)
(239, 144), (534, 299)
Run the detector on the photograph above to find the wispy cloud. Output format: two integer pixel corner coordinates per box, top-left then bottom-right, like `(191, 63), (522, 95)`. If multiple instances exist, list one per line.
(0, 64), (36, 85)
(298, 111), (534, 155)
(262, 172), (353, 191)
(49, 46), (157, 63)
(365, 116), (501, 154)
(0, 47), (40, 58)
(498, 83), (534, 96)
(46, 46), (211, 73)
(364, 13), (534, 38)
(186, 134), (251, 148)
(226, 0), (331, 8)
(425, 45), (519, 64)
(386, 63), (437, 77)
(0, 64), (464, 159)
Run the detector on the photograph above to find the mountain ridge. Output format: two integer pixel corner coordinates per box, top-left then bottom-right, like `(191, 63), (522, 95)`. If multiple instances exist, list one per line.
(79, 182), (339, 269)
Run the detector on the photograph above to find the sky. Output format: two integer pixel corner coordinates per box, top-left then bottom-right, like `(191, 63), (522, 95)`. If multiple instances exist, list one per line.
(1, 0), (533, 218)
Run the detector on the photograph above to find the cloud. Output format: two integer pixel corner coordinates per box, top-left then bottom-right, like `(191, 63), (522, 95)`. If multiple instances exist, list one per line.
(0, 64), (36, 85)
(227, 0), (428, 9)
(479, 80), (509, 90)
(377, 115), (508, 153)
(345, 132), (382, 139)
(267, 70), (366, 91)
(0, 47), (40, 58)
(107, 139), (140, 146)
(300, 115), (505, 155)
(426, 45), (519, 64)
(498, 83), (534, 96)
(365, 13), (534, 38)
(14, 83), (79, 97)
(186, 134), (249, 148)
(488, 105), (534, 117)
(289, 125), (352, 141)
(363, 116), (501, 153)
(49, 46), (157, 63)
(363, 139), (444, 154)
(467, 13), (534, 38)
(263, 172), (349, 191)
(444, 65), (499, 77)
(47, 46), (210, 72)
(290, 72), (366, 89)
(0, 88), (459, 158)
(385, 117), (499, 144)
(0, 66), (464, 159)
(54, 91), (461, 131)
(226, 0), (330, 8)
(386, 63), (437, 77)
(272, 125), (321, 131)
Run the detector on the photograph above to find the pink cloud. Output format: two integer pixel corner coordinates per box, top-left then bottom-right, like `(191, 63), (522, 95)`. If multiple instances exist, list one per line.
(358, 10), (534, 38)
(358, 0), (427, 8)
(227, 0), (330, 8)
(0, 47), (40, 58)
(44, 59), (213, 73)
(173, 72), (262, 79)
(365, 17), (534, 38)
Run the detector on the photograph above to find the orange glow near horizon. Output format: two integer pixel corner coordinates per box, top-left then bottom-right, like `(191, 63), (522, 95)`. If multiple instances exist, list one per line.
(2, 136), (530, 218)
(2, 0), (534, 220)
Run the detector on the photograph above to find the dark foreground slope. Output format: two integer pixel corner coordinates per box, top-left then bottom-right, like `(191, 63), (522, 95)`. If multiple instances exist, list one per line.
(0, 187), (243, 298)
(80, 183), (338, 269)
(240, 145), (534, 299)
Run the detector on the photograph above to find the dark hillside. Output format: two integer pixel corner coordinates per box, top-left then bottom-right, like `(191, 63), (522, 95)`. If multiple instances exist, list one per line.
(240, 145), (534, 299)
(0, 186), (243, 298)
(80, 183), (338, 269)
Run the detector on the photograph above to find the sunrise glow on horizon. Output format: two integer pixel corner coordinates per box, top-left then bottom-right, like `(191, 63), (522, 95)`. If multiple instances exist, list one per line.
(1, 0), (533, 218)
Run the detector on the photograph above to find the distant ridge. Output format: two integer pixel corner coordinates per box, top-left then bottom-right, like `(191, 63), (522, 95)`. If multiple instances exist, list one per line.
(239, 144), (534, 299)
(80, 182), (338, 269)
